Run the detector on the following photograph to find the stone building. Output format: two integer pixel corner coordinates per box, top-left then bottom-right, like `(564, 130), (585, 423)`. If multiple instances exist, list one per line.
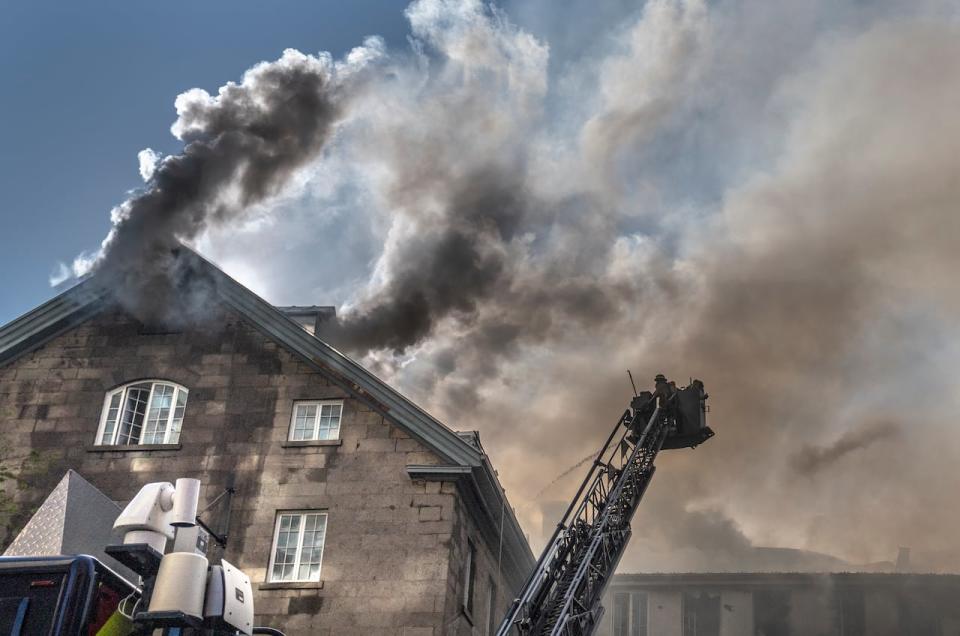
(0, 250), (534, 635)
(596, 572), (960, 636)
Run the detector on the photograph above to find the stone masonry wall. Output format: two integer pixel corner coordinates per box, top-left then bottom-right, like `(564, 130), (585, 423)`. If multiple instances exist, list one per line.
(0, 303), (495, 635)
(443, 492), (516, 636)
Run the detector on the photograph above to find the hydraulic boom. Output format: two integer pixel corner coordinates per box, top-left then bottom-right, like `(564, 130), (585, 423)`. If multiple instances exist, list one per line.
(497, 375), (713, 636)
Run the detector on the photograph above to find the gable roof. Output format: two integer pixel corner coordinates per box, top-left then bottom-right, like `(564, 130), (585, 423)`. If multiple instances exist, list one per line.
(0, 248), (534, 584)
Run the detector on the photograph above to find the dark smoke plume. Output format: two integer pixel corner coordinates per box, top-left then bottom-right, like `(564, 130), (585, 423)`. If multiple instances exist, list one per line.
(324, 164), (533, 352)
(92, 45), (383, 324)
(790, 421), (899, 476)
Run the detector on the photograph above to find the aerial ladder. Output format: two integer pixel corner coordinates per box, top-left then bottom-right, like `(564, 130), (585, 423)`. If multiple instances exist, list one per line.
(496, 374), (714, 636)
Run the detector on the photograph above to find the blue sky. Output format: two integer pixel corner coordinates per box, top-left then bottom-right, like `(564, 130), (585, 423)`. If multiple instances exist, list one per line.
(0, 0), (412, 324)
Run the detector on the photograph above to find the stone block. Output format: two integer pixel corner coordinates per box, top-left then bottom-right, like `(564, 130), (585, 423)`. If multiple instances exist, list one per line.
(405, 452), (440, 465)
(418, 506), (442, 522)
(358, 438), (396, 453)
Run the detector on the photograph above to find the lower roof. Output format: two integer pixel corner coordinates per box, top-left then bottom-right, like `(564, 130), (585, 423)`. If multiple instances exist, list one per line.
(610, 572), (960, 588)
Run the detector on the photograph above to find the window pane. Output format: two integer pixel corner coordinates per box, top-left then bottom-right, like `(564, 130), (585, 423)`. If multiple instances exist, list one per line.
(464, 542), (476, 614)
(486, 579), (498, 636)
(317, 403), (342, 440)
(297, 514), (326, 581)
(142, 384), (174, 444)
(169, 389), (188, 444)
(272, 514), (302, 582)
(632, 593), (647, 636)
(294, 416), (313, 440)
(116, 384), (151, 445)
(291, 403), (320, 441)
(614, 593), (630, 636)
(99, 392), (123, 444)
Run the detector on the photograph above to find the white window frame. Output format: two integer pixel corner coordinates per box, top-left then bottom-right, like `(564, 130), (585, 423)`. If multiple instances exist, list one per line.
(95, 380), (188, 446)
(267, 511), (328, 583)
(463, 539), (477, 616)
(486, 577), (497, 636)
(287, 400), (343, 441)
(613, 592), (630, 636)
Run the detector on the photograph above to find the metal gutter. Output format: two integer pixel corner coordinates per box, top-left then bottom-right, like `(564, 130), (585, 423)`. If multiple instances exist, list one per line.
(406, 465), (474, 479)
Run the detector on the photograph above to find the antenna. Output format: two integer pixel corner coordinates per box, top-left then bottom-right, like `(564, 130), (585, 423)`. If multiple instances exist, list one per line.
(626, 370), (639, 397)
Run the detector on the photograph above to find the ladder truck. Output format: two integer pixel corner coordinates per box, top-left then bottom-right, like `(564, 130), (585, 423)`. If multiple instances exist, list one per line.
(497, 374), (714, 636)
(0, 477), (283, 635)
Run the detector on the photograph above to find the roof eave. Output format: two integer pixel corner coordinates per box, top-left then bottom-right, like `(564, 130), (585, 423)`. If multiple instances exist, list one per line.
(408, 463), (536, 589)
(0, 278), (107, 368)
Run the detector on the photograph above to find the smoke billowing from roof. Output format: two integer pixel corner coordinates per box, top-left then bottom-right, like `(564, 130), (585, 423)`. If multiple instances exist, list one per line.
(89, 44), (384, 324)
(67, 0), (960, 571)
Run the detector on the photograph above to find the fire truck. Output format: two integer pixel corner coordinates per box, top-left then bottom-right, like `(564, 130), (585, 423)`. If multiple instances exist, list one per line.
(0, 477), (281, 635)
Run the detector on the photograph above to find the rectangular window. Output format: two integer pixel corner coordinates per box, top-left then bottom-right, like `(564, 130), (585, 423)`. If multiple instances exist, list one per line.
(754, 589), (790, 636)
(614, 592), (630, 636)
(838, 589), (865, 636)
(486, 578), (497, 636)
(268, 511), (327, 583)
(289, 401), (343, 441)
(682, 591), (720, 636)
(614, 592), (647, 636)
(631, 593), (647, 636)
(463, 540), (477, 616)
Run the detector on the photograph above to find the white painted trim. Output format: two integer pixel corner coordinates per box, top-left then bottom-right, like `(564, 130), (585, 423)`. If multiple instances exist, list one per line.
(463, 539), (477, 614)
(93, 380), (189, 447)
(166, 385), (188, 444)
(287, 400), (343, 442)
(138, 382), (157, 446)
(95, 387), (123, 445)
(267, 510), (328, 583)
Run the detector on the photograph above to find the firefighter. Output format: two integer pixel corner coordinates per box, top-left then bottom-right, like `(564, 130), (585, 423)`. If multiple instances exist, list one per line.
(653, 374), (676, 409)
(627, 390), (655, 444)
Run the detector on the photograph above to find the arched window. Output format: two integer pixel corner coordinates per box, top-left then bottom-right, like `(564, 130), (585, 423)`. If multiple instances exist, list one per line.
(96, 380), (189, 446)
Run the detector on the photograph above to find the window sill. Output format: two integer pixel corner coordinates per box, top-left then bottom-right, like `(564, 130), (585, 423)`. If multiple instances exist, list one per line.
(86, 444), (182, 453)
(281, 440), (342, 448)
(259, 580), (324, 590)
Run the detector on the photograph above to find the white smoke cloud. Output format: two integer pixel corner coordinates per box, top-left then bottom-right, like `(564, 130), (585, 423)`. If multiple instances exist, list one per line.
(49, 250), (99, 287)
(137, 148), (161, 181)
